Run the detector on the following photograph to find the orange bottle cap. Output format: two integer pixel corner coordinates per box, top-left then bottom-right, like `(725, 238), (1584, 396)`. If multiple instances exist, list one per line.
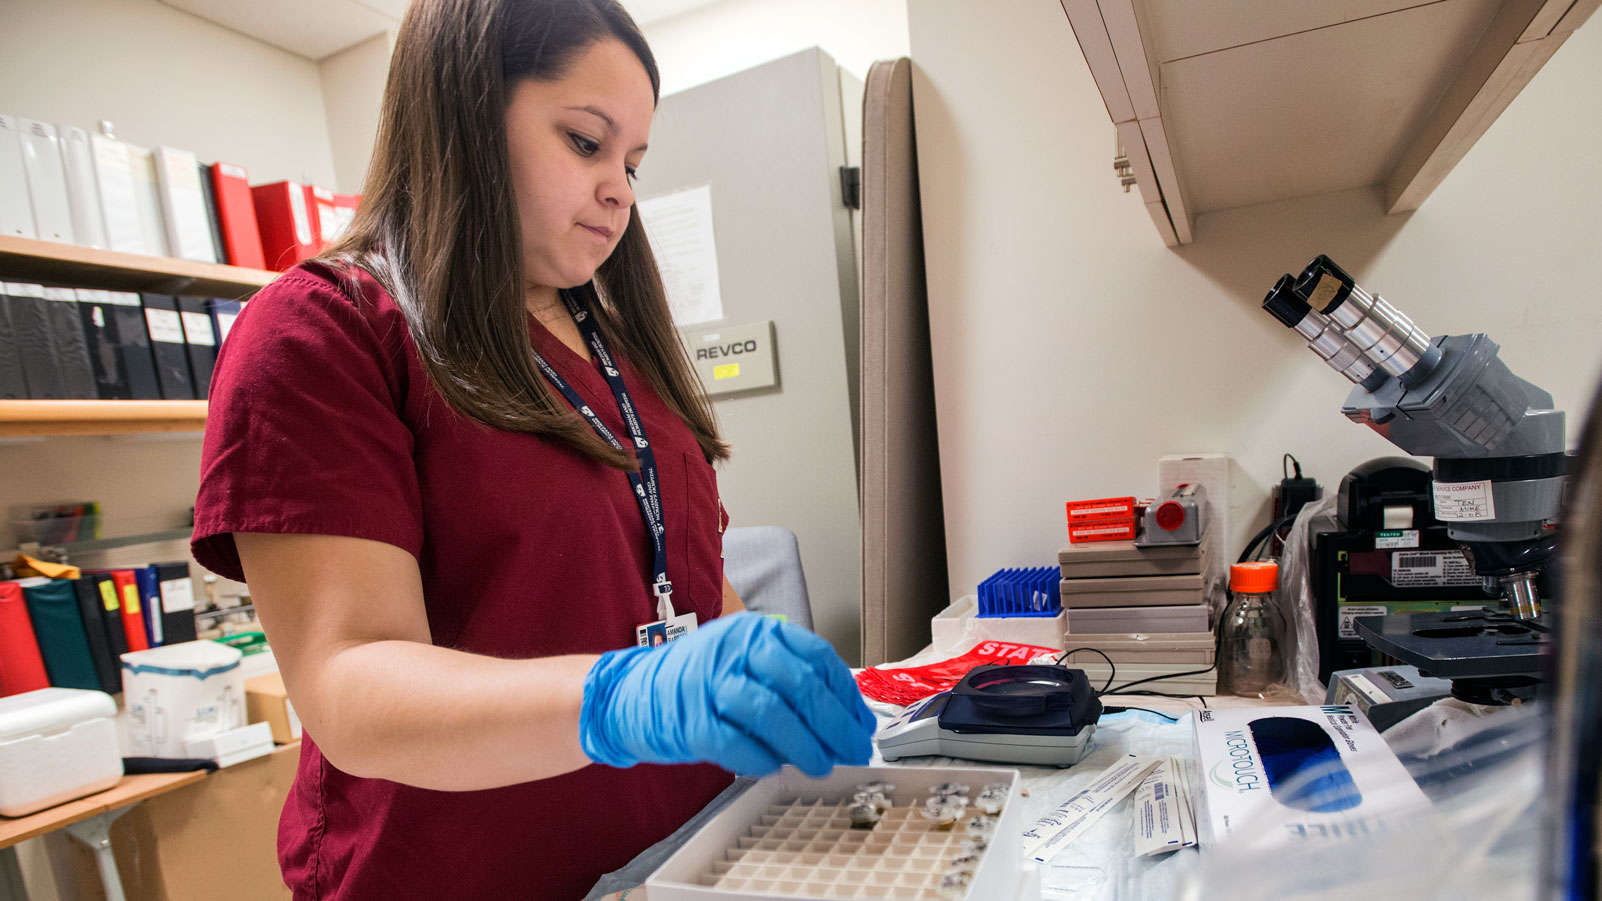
(1230, 560), (1279, 593)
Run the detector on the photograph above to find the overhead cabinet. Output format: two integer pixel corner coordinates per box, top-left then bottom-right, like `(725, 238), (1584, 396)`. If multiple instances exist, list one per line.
(1060, 0), (1599, 245)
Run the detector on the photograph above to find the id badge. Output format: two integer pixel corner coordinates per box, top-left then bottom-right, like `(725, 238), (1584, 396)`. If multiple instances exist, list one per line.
(635, 611), (698, 648)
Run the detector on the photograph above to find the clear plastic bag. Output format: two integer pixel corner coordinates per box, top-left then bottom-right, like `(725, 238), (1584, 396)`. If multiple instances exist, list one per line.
(1276, 495), (1340, 703)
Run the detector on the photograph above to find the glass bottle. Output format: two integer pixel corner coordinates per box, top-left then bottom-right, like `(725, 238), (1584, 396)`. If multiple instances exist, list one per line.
(1218, 560), (1286, 696)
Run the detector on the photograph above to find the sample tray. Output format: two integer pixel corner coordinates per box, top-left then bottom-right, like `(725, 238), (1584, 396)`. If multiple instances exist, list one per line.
(646, 765), (1033, 901)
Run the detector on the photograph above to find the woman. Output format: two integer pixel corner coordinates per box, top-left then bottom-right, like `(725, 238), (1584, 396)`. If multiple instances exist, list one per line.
(191, 1), (875, 897)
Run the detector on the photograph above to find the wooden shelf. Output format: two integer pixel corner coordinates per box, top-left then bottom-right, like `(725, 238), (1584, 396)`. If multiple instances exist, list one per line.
(0, 234), (277, 299)
(0, 400), (208, 437)
(0, 769), (209, 849)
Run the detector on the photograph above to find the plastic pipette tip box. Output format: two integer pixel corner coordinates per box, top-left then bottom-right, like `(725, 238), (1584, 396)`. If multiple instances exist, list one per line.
(646, 765), (1029, 901)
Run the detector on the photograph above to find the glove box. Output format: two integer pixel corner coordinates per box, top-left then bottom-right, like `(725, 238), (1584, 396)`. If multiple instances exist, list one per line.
(0, 687), (123, 816)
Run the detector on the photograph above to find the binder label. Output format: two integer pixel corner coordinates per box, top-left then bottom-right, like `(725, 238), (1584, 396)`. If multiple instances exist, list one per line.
(98, 580), (119, 612)
(145, 308), (185, 343)
(180, 311), (216, 346)
(122, 584), (141, 615)
(160, 577), (196, 612)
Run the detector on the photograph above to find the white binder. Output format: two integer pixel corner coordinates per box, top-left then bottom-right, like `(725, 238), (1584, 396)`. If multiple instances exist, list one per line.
(16, 119), (75, 245)
(154, 147), (218, 263)
(90, 130), (144, 254)
(126, 144), (170, 258)
(57, 125), (107, 249)
(0, 114), (39, 240)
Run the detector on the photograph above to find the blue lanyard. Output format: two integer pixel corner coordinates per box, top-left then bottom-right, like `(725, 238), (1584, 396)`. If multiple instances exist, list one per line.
(531, 292), (674, 620)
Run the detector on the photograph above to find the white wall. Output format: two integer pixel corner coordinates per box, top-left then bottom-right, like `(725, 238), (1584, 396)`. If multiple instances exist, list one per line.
(320, 29), (397, 194)
(907, 0), (1602, 597)
(0, 0), (338, 187)
(641, 0), (909, 96)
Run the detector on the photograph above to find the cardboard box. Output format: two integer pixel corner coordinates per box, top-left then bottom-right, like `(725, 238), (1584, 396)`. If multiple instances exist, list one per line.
(62, 741), (300, 901)
(1190, 705), (1429, 848)
(245, 672), (301, 744)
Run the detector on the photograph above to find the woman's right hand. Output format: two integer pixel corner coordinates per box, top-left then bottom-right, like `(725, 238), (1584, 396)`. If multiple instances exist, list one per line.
(578, 613), (876, 776)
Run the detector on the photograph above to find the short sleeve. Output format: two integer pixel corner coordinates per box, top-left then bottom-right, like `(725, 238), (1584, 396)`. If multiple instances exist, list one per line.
(191, 269), (424, 582)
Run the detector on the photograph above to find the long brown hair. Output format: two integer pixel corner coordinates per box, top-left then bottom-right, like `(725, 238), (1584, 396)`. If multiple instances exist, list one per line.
(322, 0), (727, 468)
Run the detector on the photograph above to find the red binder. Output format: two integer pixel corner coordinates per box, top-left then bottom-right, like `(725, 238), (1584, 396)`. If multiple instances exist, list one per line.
(252, 180), (317, 271)
(0, 581), (50, 696)
(304, 185), (361, 252)
(209, 162), (266, 270)
(109, 569), (150, 652)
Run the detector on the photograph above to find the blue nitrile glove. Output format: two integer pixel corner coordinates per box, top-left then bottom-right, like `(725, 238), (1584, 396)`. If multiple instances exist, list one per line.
(580, 612), (877, 777)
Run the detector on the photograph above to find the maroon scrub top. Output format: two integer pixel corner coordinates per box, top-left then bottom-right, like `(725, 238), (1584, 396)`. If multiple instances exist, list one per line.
(192, 261), (734, 900)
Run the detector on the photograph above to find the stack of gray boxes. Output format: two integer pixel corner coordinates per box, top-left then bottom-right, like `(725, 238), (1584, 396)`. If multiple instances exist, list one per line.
(1056, 533), (1218, 696)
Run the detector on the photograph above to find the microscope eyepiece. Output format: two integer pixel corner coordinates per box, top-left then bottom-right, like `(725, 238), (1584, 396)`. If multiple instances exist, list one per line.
(1261, 274), (1310, 328)
(1294, 254), (1357, 313)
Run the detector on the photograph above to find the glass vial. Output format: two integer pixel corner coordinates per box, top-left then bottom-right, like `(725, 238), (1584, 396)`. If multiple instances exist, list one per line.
(1219, 561), (1286, 696)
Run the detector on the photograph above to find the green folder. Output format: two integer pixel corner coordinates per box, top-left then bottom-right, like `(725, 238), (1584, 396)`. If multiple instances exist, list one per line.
(20, 578), (100, 691)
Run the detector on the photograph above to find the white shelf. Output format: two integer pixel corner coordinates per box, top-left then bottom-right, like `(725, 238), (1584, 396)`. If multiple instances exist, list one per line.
(1060, 0), (1600, 245)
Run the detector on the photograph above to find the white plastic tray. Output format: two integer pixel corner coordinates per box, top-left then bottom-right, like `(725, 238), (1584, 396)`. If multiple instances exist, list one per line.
(646, 765), (1033, 901)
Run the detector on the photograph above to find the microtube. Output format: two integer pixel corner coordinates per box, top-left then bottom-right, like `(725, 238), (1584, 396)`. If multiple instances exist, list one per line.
(936, 870), (973, 899)
(964, 815), (999, 839)
(847, 802), (881, 829)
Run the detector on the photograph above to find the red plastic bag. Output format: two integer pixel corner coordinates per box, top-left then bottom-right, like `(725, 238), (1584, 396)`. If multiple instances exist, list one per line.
(855, 640), (1061, 706)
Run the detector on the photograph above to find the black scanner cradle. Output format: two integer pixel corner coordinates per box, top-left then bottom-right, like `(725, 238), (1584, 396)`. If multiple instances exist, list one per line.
(875, 664), (1103, 767)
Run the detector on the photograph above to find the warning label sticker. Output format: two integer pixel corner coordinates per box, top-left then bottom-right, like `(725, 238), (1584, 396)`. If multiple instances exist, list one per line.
(1339, 606), (1388, 639)
(1392, 550), (1478, 587)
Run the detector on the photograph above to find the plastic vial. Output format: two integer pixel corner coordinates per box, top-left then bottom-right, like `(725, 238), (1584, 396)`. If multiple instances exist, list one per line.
(937, 871), (973, 899)
(847, 801), (881, 829)
(976, 784), (1008, 815)
(963, 815), (999, 839)
(853, 790), (890, 813)
(1218, 561), (1287, 696)
(929, 782), (970, 799)
(919, 798), (963, 829)
(947, 853), (982, 874)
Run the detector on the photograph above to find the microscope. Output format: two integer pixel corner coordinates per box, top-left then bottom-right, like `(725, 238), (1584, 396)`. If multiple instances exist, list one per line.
(1261, 256), (1567, 704)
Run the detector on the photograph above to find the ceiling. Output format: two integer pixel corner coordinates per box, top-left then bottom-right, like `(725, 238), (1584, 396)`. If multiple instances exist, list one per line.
(160, 0), (723, 61)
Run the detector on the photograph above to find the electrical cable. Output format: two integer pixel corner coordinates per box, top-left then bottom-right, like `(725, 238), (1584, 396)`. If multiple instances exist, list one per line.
(1055, 646), (1116, 694)
(1101, 705), (1180, 723)
(1283, 453), (1302, 481)
(1238, 513), (1298, 563)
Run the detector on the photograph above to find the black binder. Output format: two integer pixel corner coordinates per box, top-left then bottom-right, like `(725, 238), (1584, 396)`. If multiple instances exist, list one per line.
(139, 293), (196, 399)
(199, 161), (227, 265)
(176, 296), (218, 399)
(151, 562), (198, 645)
(70, 575), (123, 694)
(44, 285), (97, 398)
(6, 283), (64, 398)
(0, 290), (30, 398)
(77, 289), (161, 399)
(205, 298), (242, 347)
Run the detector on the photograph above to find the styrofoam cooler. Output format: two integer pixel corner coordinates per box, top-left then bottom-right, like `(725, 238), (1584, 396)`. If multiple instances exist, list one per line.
(120, 640), (245, 758)
(0, 687), (123, 816)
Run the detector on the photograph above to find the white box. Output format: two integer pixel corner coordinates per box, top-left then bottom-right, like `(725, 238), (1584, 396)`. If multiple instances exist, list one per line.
(930, 594), (1065, 653)
(1190, 705), (1430, 848)
(0, 688), (123, 817)
(120, 640), (245, 759)
(185, 721), (273, 768)
(647, 765), (1034, 901)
